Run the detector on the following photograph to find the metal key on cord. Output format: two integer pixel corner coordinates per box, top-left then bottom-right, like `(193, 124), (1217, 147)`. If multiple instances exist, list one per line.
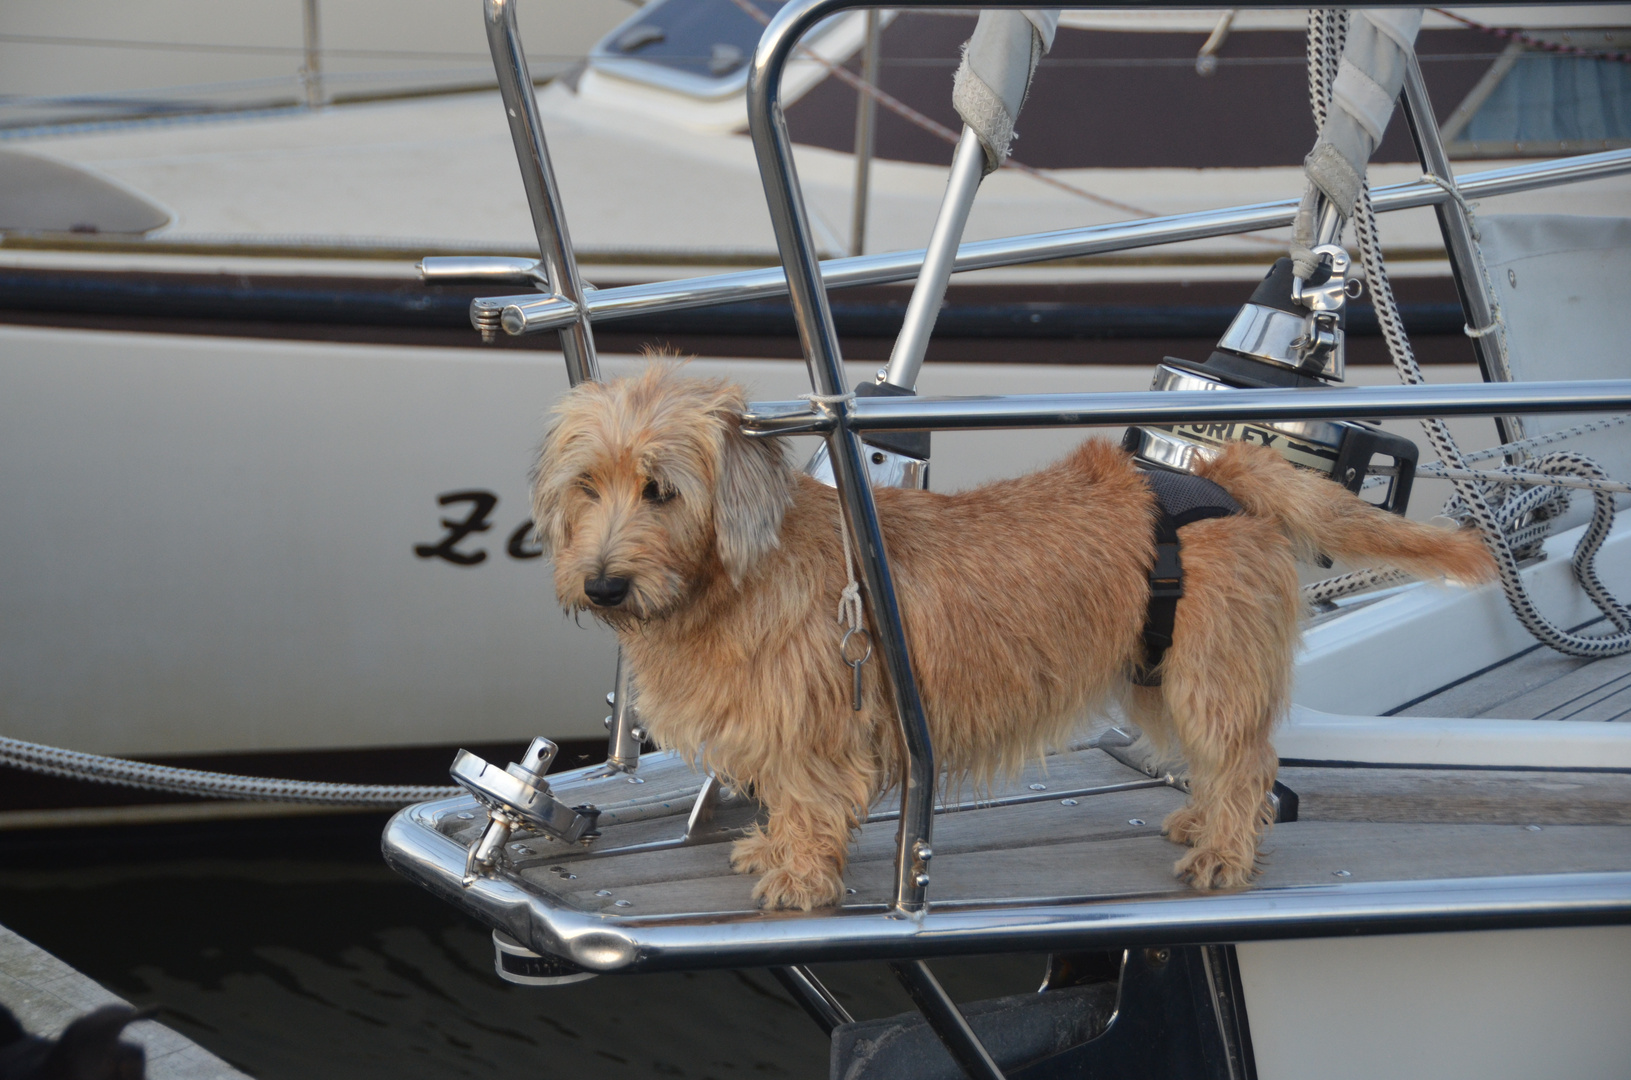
(842, 627), (872, 712)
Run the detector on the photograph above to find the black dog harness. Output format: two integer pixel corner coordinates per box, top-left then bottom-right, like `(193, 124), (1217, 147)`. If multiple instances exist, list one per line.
(1133, 466), (1241, 686)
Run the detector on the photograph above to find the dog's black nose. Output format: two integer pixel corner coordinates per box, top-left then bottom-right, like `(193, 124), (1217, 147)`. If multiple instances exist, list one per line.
(584, 576), (631, 607)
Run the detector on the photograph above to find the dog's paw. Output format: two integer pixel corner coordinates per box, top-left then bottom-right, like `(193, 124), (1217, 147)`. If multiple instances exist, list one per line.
(751, 866), (845, 911)
(1160, 806), (1203, 847)
(1173, 845), (1256, 891)
(730, 829), (775, 875)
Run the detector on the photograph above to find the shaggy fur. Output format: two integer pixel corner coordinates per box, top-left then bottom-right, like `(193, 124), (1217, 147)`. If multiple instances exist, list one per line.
(533, 366), (1497, 910)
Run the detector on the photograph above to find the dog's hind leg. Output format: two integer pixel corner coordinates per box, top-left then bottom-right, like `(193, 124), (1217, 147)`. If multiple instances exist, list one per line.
(1165, 714), (1279, 890)
(1120, 686), (1203, 848)
(1155, 519), (1298, 890)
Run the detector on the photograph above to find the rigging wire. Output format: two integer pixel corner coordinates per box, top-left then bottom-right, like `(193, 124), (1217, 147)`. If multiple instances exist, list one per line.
(724, 0), (1158, 220)
(1428, 9), (1631, 65)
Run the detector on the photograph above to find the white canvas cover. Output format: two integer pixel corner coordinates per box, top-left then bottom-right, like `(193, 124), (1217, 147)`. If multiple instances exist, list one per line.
(952, 10), (1059, 173)
(1305, 9), (1423, 217)
(1478, 213), (1631, 530)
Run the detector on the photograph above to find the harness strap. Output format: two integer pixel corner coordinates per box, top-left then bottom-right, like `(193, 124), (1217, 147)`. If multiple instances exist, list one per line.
(1133, 467), (1241, 686)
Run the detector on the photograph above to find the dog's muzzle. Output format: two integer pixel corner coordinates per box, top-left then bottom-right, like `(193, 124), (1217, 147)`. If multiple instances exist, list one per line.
(584, 576), (631, 608)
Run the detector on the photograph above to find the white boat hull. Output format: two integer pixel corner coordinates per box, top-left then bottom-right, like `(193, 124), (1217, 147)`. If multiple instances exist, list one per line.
(0, 324), (1153, 757)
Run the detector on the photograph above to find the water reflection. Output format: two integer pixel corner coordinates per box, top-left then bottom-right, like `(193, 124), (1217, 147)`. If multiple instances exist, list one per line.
(0, 860), (1044, 1079)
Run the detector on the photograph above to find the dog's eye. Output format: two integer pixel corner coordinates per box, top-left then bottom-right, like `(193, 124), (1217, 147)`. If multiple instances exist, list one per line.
(643, 480), (675, 504)
(576, 475), (599, 501)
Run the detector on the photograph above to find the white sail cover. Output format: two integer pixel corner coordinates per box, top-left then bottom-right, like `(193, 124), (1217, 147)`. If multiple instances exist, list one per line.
(952, 10), (1060, 174)
(1478, 214), (1631, 530)
(1305, 8), (1423, 217)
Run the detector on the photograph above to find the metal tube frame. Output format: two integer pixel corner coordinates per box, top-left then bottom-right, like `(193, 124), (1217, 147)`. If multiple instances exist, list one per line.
(463, 0), (1631, 923)
(740, 379), (1631, 436)
(750, 0), (938, 915)
(770, 965), (855, 1036)
(300, 0), (324, 109)
(1397, 47), (1522, 445)
(603, 651), (643, 773)
(889, 961), (1007, 1080)
(884, 124), (987, 390)
(475, 146), (1631, 338)
(849, 9), (881, 258)
(483, 0), (599, 385)
(483, 0), (649, 777)
(741, 0), (1631, 921)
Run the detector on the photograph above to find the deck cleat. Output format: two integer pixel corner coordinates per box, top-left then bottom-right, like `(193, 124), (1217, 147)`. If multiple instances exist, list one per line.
(450, 737), (602, 885)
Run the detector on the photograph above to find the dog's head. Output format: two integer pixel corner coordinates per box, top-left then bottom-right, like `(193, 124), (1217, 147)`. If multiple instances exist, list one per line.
(532, 365), (793, 623)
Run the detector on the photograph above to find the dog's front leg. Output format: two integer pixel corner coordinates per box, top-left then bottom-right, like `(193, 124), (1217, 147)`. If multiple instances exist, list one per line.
(731, 783), (857, 911)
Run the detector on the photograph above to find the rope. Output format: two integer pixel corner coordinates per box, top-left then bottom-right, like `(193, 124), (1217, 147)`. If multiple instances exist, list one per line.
(1459, 414), (1631, 463)
(800, 392), (868, 635)
(0, 734), (459, 805)
(1429, 8), (1631, 65)
(1304, 566), (1410, 607)
(1296, 15), (1631, 656)
(1416, 173), (1508, 339)
(1417, 464), (1631, 495)
(798, 390), (876, 705)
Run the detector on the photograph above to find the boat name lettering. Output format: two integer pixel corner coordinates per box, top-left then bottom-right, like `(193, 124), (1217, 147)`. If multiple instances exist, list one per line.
(414, 489), (541, 565)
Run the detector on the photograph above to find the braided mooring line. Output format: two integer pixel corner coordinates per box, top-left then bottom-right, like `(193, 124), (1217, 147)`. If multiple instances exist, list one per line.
(1303, 566), (1410, 607)
(1418, 463), (1631, 495)
(1321, 176), (1631, 656)
(1296, 14), (1631, 655)
(0, 735), (459, 804)
(1359, 415), (1631, 492)
(1459, 414), (1631, 464)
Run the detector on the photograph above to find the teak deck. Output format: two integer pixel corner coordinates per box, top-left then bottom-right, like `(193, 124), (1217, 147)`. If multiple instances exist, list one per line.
(385, 647), (1631, 973)
(427, 747), (1630, 917)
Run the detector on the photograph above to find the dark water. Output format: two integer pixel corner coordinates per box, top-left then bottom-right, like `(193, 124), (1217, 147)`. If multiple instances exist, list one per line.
(0, 829), (1046, 1079)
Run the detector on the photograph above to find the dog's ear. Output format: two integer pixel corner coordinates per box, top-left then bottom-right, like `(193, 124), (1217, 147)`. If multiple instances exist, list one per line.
(711, 407), (792, 585)
(530, 416), (570, 559)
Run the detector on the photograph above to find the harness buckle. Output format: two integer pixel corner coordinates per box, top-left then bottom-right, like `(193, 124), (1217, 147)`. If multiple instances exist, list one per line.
(1149, 542), (1185, 599)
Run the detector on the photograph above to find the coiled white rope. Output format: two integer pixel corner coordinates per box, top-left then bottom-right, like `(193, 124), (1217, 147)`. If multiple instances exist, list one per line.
(0, 734), (459, 804)
(1298, 9), (1631, 656)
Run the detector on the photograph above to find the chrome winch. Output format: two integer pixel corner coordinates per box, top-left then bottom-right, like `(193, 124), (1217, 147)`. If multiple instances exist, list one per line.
(1125, 248), (1418, 514)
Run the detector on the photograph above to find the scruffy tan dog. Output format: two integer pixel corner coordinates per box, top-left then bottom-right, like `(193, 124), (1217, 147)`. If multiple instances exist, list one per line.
(532, 365), (1496, 910)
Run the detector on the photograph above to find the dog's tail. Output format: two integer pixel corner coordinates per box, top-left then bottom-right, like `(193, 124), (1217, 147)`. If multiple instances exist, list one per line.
(1195, 442), (1497, 585)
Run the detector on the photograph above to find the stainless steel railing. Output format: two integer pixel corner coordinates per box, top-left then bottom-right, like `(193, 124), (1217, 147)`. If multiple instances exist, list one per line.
(472, 149), (1631, 339)
(743, 0), (1631, 915)
(473, 0), (1631, 918)
(482, 0), (599, 384)
(740, 380), (1631, 437)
